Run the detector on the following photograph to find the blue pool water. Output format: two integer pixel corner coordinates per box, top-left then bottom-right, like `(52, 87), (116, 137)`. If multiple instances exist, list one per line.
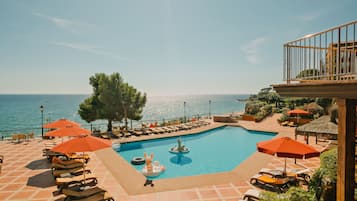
(117, 126), (275, 179)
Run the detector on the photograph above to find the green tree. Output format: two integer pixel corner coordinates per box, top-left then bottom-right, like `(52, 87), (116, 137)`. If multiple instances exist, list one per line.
(296, 69), (320, 79)
(315, 98), (332, 114)
(121, 83), (147, 130)
(78, 72), (146, 131)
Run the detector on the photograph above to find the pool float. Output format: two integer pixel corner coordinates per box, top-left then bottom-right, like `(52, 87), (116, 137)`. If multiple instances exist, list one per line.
(112, 141), (121, 151)
(169, 137), (190, 154)
(141, 153), (165, 177)
(131, 157), (145, 165)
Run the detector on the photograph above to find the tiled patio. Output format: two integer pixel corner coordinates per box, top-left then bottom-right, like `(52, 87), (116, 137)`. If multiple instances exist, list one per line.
(0, 114), (325, 201)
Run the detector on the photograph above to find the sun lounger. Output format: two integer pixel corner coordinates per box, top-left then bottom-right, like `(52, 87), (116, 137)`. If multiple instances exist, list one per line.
(250, 174), (290, 192)
(52, 161), (84, 170)
(274, 167), (311, 183)
(66, 191), (114, 201)
(65, 153), (90, 163)
(131, 129), (145, 136)
(288, 121), (296, 127)
(238, 189), (261, 201)
(52, 166), (87, 177)
(53, 156), (86, 165)
(56, 173), (97, 189)
(143, 129), (153, 135)
(122, 131), (132, 137)
(166, 126), (178, 132)
(43, 150), (65, 161)
(63, 186), (114, 201)
(280, 121), (289, 126)
(258, 168), (298, 186)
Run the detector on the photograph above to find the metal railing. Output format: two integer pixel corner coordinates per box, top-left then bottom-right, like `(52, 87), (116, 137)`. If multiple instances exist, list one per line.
(284, 20), (357, 83)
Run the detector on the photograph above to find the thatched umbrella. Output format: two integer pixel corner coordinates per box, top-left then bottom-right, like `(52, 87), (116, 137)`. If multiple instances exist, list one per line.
(296, 115), (338, 144)
(304, 102), (323, 114)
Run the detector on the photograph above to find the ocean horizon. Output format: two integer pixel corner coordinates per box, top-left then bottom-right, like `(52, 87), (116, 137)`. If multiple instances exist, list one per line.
(0, 94), (249, 137)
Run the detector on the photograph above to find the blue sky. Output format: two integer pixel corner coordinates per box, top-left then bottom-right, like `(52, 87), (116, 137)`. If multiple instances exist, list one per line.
(1, 0), (356, 95)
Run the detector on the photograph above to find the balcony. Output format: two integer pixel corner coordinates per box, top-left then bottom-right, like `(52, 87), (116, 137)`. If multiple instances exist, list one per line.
(274, 20), (357, 99)
(273, 20), (357, 201)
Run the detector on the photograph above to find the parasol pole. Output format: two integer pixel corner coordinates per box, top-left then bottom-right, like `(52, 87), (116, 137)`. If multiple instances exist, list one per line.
(284, 158), (287, 176)
(82, 151), (86, 185)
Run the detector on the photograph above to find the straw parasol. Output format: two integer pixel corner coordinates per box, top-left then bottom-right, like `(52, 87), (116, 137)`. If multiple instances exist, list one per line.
(257, 137), (320, 173)
(296, 115), (338, 141)
(304, 102), (323, 114)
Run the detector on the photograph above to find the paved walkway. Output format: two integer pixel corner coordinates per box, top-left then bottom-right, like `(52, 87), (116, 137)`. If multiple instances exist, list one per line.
(0, 114), (327, 201)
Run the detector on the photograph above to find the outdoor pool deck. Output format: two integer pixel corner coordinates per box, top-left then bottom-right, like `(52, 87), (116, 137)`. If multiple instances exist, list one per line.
(0, 114), (326, 201)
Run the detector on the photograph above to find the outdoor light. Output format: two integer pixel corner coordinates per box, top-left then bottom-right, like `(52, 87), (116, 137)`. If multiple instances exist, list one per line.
(209, 100), (211, 119)
(40, 105), (44, 138)
(183, 101), (186, 123)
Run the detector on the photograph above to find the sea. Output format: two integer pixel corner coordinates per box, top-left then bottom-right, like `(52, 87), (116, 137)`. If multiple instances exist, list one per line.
(0, 94), (249, 138)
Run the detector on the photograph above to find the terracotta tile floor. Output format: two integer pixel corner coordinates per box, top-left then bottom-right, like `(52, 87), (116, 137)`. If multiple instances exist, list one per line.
(0, 114), (325, 201)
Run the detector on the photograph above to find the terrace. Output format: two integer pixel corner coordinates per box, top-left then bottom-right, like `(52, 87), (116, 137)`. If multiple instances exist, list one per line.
(273, 20), (357, 201)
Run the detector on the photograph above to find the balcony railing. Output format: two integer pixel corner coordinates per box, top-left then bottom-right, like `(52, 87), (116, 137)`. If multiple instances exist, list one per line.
(284, 20), (357, 83)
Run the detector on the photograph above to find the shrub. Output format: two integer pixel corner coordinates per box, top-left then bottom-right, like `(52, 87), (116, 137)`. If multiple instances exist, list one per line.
(309, 148), (337, 201)
(245, 101), (266, 115)
(260, 187), (315, 201)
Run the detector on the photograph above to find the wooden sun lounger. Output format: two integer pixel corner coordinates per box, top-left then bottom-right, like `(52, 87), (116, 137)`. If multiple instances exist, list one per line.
(65, 153), (90, 163)
(250, 174), (290, 192)
(52, 156), (86, 165)
(52, 162), (84, 170)
(67, 191), (114, 201)
(238, 189), (261, 201)
(56, 173), (97, 188)
(63, 186), (114, 201)
(52, 166), (86, 177)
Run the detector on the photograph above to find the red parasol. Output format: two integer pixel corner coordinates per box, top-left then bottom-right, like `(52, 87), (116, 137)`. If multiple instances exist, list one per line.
(287, 109), (310, 125)
(257, 137), (320, 173)
(287, 109), (310, 116)
(51, 135), (111, 153)
(45, 126), (91, 137)
(43, 118), (81, 129)
(51, 135), (111, 183)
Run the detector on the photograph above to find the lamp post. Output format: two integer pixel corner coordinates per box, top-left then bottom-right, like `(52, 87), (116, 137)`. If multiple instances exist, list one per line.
(40, 105), (44, 138)
(183, 101), (186, 123)
(209, 100), (211, 119)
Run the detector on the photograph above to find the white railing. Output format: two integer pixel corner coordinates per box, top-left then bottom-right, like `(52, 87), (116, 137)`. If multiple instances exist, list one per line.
(284, 20), (357, 83)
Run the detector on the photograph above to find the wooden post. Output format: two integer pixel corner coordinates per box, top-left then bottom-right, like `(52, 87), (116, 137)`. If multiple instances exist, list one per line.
(336, 99), (356, 201)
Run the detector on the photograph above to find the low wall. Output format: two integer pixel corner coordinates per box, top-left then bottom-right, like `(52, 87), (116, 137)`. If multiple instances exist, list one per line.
(241, 114), (255, 121)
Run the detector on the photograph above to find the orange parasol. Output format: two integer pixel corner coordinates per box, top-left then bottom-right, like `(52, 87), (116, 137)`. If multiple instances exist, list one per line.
(287, 109), (310, 116)
(51, 135), (111, 183)
(43, 118), (80, 129)
(51, 135), (111, 153)
(257, 137), (320, 173)
(287, 109), (310, 125)
(45, 126), (91, 137)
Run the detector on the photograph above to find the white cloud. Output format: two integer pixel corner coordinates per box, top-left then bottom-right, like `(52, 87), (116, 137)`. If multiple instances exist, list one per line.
(52, 42), (128, 61)
(299, 14), (319, 22)
(33, 12), (96, 33)
(298, 10), (324, 22)
(240, 37), (266, 65)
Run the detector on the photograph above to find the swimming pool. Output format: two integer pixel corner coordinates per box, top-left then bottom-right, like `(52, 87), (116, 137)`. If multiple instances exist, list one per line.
(117, 126), (275, 179)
